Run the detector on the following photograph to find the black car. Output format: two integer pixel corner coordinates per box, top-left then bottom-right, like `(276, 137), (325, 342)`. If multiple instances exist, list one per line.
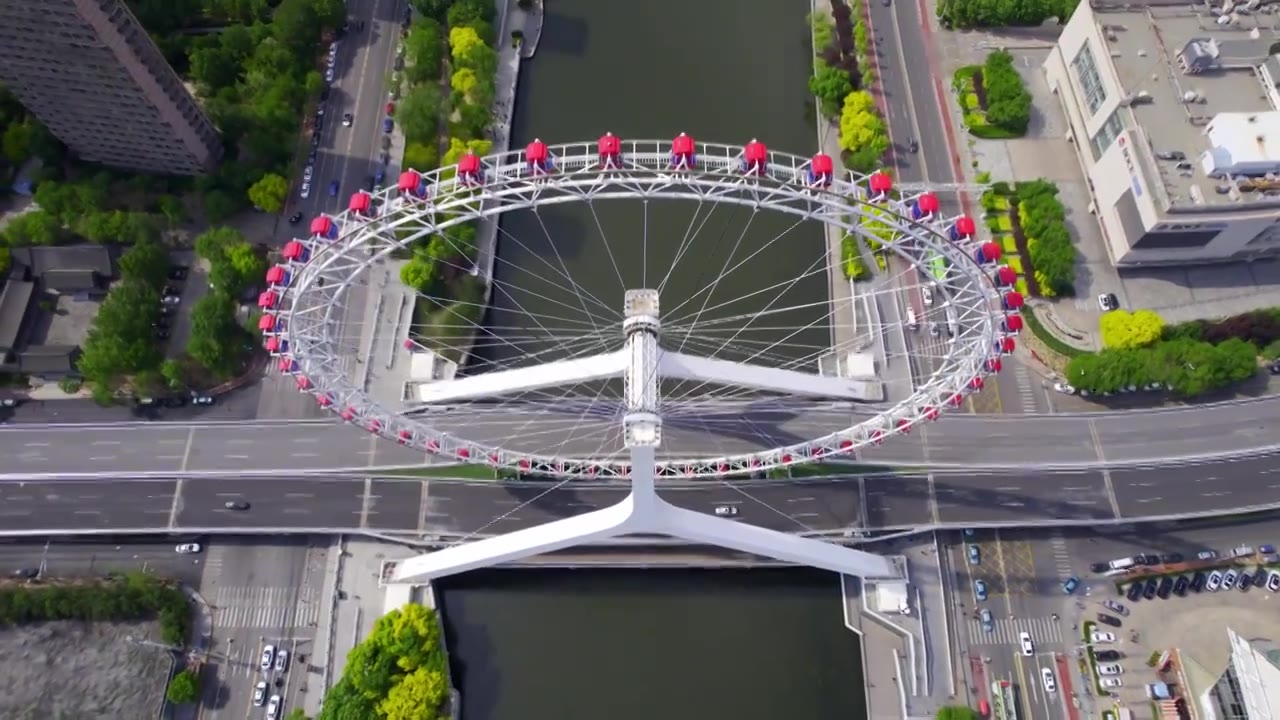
(289, 212), (304, 225)
(1239, 572), (1253, 591)
(1142, 578), (1158, 600)
(167, 267), (188, 281)
(1090, 562), (1109, 574)
(1156, 577), (1173, 599)
(907, 138), (918, 153)
(1136, 554), (1160, 566)
(1255, 568), (1269, 586)
(1094, 650), (1121, 662)
(1126, 582), (1143, 602)
(1096, 613), (1122, 627)
(158, 305), (174, 317)
(163, 396), (186, 408)
(224, 500), (250, 511)
(320, 86), (330, 101)
(1190, 572), (1207, 593)
(1173, 575), (1190, 596)
(11, 568), (38, 579)
(1161, 553), (1184, 564)
(1271, 361), (1280, 376)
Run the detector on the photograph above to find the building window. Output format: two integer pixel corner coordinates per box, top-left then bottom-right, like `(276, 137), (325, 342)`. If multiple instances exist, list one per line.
(1071, 42), (1108, 116)
(1089, 109), (1124, 160)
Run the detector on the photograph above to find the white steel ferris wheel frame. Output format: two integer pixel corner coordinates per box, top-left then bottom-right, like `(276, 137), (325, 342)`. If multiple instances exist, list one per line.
(268, 139), (1011, 483)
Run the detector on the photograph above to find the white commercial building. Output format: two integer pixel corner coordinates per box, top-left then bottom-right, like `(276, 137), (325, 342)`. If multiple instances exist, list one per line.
(1043, 3), (1280, 267)
(1213, 627), (1280, 719)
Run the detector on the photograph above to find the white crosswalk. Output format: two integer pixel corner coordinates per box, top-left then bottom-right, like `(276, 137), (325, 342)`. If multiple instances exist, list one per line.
(1013, 362), (1038, 413)
(967, 615), (1063, 645)
(1049, 532), (1074, 577)
(211, 585), (321, 630)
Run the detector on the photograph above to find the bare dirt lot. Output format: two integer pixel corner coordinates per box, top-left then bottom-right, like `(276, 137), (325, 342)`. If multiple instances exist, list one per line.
(0, 620), (171, 719)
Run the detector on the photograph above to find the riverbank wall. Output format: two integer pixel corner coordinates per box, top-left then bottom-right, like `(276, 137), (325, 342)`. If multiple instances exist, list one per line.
(423, 582), (463, 720)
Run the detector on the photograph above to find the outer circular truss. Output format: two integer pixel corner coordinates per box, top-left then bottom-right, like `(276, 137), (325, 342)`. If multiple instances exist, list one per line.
(263, 138), (1017, 480)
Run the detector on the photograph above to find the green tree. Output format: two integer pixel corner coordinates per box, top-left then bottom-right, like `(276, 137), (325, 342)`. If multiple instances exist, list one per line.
(2, 209), (61, 246)
(981, 51), (1032, 134)
(446, 0), (495, 30)
(118, 239), (171, 287)
(397, 84), (444, 144)
(316, 678), (377, 720)
(405, 18), (445, 84)
(936, 707), (980, 720)
(2, 118), (34, 165)
(188, 292), (249, 377)
(223, 241), (268, 293)
(248, 173), (289, 213)
(284, 708), (310, 720)
(201, 190), (240, 223)
(378, 667), (446, 720)
(77, 282), (164, 383)
(837, 90), (889, 170)
(156, 195), (186, 227)
(400, 258), (439, 295)
(449, 26), (496, 76)
(808, 64), (853, 118)
(441, 137), (493, 167)
(195, 226), (246, 261)
(160, 358), (187, 390)
(410, 0), (452, 21)
(167, 669), (201, 704)
(1100, 309), (1164, 350)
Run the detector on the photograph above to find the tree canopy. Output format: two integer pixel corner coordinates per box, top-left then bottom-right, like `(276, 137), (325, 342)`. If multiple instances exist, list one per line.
(979, 51), (1031, 135)
(938, 0), (1079, 29)
(1100, 309), (1164, 350)
(1014, 180), (1076, 296)
(248, 173), (289, 213)
(838, 90), (890, 172)
(167, 669), (201, 704)
(1066, 337), (1257, 397)
(936, 707), (980, 720)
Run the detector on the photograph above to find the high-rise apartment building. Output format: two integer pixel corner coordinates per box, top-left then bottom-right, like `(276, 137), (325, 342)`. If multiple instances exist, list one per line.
(0, 0), (222, 176)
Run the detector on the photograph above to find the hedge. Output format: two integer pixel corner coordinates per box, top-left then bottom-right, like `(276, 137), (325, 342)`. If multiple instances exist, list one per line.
(0, 573), (191, 646)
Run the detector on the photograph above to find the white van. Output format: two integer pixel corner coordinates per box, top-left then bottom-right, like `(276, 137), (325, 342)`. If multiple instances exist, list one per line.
(1108, 557), (1136, 571)
(906, 307), (919, 330)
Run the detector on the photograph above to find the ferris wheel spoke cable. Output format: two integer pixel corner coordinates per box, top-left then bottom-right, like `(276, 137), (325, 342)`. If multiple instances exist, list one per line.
(656, 197), (730, 297)
(583, 192), (630, 301)
(530, 208), (613, 337)
(672, 205), (760, 356)
(488, 216), (619, 323)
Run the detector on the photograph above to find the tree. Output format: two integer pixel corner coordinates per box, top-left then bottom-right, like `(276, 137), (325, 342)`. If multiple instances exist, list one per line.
(248, 173), (289, 213)
(224, 242), (268, 294)
(981, 51), (1032, 134)
(188, 292), (249, 377)
(167, 669), (201, 704)
(156, 195), (185, 227)
(2, 118), (34, 165)
(809, 64), (853, 118)
(405, 18), (445, 84)
(400, 258), (439, 295)
(1100, 309), (1164, 350)
(316, 679), (377, 720)
(837, 90), (889, 170)
(77, 281), (164, 383)
(450, 67), (478, 98)
(284, 709), (309, 720)
(1, 209), (61, 246)
(446, 0), (495, 29)
(378, 667), (447, 720)
(396, 84), (444, 144)
(449, 26), (496, 76)
(441, 137), (493, 167)
(118, 239), (171, 287)
(195, 227), (246, 262)
(936, 707), (980, 720)
(202, 190), (240, 223)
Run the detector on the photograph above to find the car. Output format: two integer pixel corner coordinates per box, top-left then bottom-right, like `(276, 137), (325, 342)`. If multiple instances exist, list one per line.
(1097, 293), (1118, 311)
(266, 695), (282, 720)
(967, 545), (980, 566)
(974, 579), (987, 601)
(1190, 572), (1207, 593)
(342, 112), (353, 127)
(320, 86), (330, 101)
(1135, 554), (1160, 566)
(383, 117), (394, 133)
(1142, 578), (1157, 600)
(1041, 667), (1056, 693)
(1197, 550), (1218, 560)
(1254, 568), (1269, 588)
(1091, 631), (1116, 643)
(1156, 577), (1173, 599)
(366, 175), (377, 191)
(192, 395), (215, 406)
(1090, 562), (1109, 574)
(1053, 382), (1077, 395)
(158, 305), (174, 316)
(1155, 150), (1187, 161)
(1097, 663), (1123, 676)
(1160, 553), (1184, 564)
(1018, 631), (1034, 656)
(167, 267), (187, 281)
(907, 137), (918, 153)
(289, 212), (303, 225)
(11, 568), (38, 579)
(1126, 582), (1143, 602)
(260, 645), (276, 671)
(1096, 613), (1122, 627)
(252, 680), (268, 706)
(1271, 361), (1280, 376)
(325, 67), (335, 82)
(328, 180), (340, 197)
(713, 505), (737, 517)
(161, 295), (181, 306)
(0, 397), (20, 408)
(1223, 569), (1239, 590)
(1094, 649), (1121, 662)
(1261, 544), (1277, 554)
(224, 500), (250, 511)
(1063, 576), (1081, 595)
(275, 649), (289, 673)
(385, 101), (395, 114)
(1268, 571), (1280, 593)
(314, 115), (324, 132)
(1102, 599), (1128, 616)
(1100, 677), (1124, 689)
(300, 182), (311, 199)
(980, 609), (994, 632)
(175, 543), (201, 554)
(1238, 571), (1252, 591)
(163, 396), (186, 408)
(1207, 570), (1224, 591)
(1173, 575), (1190, 596)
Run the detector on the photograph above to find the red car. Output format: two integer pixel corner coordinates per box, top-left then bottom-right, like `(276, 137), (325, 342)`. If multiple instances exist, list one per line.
(385, 101), (395, 114)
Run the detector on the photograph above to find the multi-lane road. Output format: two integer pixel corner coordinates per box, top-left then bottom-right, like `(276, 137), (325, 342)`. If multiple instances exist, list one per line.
(4, 451), (1280, 536)
(1, 394), (1276, 476)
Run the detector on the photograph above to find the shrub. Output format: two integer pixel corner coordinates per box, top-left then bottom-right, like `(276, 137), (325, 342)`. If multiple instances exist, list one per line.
(979, 51), (1032, 135)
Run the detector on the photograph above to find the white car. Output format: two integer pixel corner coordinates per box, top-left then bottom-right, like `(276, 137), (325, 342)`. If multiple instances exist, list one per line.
(1019, 631), (1034, 657)
(1053, 382), (1076, 395)
(266, 695), (282, 720)
(303, 165), (313, 182)
(921, 287), (934, 305)
(1207, 570), (1223, 592)
(174, 543), (201, 554)
(713, 505), (738, 517)
(1197, 550), (1218, 560)
(1098, 663), (1123, 675)
(1223, 569), (1239, 590)
(1268, 571), (1280, 593)
(275, 649), (289, 673)
(1100, 677), (1123, 689)
(1041, 667), (1056, 693)
(253, 681), (268, 707)
(1090, 631), (1116, 644)
(161, 295), (181, 306)
(260, 645), (275, 672)
(300, 182), (311, 199)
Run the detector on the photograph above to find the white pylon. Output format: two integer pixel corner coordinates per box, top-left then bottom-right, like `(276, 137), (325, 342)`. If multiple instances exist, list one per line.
(393, 290), (894, 583)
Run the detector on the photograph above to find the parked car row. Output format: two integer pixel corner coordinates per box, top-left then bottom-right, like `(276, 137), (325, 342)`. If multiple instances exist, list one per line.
(255, 644), (290, 719)
(1124, 567), (1280, 603)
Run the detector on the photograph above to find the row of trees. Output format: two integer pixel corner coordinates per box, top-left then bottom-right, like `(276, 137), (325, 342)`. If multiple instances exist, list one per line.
(1013, 180), (1075, 297)
(937, 0), (1079, 29)
(0, 573), (190, 645)
(188, 227), (264, 378)
(976, 51), (1031, 136)
(1065, 336), (1258, 397)
(838, 90), (890, 173)
(807, 4), (859, 119)
(317, 603), (450, 720)
(1164, 308), (1280, 356)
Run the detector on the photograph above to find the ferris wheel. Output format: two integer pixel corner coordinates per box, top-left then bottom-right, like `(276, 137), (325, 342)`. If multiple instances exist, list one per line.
(259, 134), (1020, 482)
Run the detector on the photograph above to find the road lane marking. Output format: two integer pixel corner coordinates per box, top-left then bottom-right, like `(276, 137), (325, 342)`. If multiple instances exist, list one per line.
(226, 454), (250, 460)
(89, 455), (117, 461)
(23, 442), (49, 447)
(291, 452), (320, 458)
(180, 427), (196, 472)
(360, 477), (373, 528)
(169, 479), (184, 529)
(73, 510), (101, 515)
(1089, 419), (1122, 518)
(91, 441), (120, 446)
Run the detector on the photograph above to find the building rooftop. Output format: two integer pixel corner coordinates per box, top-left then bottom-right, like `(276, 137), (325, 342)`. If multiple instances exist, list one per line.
(1099, 6), (1280, 208)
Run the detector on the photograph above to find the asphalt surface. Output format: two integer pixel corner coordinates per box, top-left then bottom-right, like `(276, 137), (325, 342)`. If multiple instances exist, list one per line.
(4, 452), (1280, 535)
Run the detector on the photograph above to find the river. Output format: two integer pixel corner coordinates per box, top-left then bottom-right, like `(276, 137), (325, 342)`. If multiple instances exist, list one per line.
(474, 0), (831, 372)
(437, 568), (867, 720)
